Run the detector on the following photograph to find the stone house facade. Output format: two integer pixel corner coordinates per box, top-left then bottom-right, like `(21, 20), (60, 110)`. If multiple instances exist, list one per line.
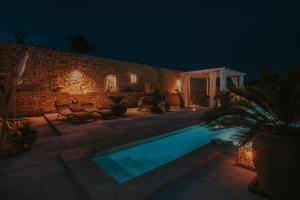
(0, 43), (183, 115)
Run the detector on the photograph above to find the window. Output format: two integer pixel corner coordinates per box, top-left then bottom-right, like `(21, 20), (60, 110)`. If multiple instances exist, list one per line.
(130, 73), (137, 84)
(106, 74), (117, 91)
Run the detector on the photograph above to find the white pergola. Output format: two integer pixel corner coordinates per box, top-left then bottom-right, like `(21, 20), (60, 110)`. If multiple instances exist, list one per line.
(181, 67), (246, 108)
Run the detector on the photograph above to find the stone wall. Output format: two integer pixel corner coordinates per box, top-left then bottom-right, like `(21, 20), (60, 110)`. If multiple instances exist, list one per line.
(0, 43), (183, 115)
(15, 92), (140, 115)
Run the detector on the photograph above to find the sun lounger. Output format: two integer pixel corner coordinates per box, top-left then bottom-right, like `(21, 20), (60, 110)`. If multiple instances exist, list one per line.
(55, 104), (96, 122)
(81, 103), (115, 119)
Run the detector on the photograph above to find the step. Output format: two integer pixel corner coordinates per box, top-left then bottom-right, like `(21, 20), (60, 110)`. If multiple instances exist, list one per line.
(117, 156), (149, 175)
(96, 157), (134, 183)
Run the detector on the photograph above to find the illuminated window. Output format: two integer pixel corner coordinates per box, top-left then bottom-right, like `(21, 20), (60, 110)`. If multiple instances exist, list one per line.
(130, 73), (137, 84)
(176, 79), (182, 92)
(106, 74), (117, 91)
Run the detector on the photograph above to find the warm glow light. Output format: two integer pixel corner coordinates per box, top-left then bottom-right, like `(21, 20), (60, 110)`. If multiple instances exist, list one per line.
(71, 70), (82, 83)
(217, 100), (221, 108)
(246, 151), (253, 160)
(176, 79), (182, 92)
(237, 143), (255, 170)
(130, 73), (137, 84)
(69, 70), (83, 94)
(192, 108), (196, 111)
(106, 74), (117, 91)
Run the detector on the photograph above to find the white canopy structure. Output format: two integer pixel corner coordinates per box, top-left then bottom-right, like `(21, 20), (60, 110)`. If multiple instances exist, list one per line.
(181, 67), (246, 108)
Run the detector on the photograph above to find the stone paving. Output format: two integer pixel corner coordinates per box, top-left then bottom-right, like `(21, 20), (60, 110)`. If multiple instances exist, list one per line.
(151, 152), (264, 200)
(63, 144), (224, 200)
(0, 117), (82, 200)
(46, 108), (208, 162)
(0, 108), (264, 200)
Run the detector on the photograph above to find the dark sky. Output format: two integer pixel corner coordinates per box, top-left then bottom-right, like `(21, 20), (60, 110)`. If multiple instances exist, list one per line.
(1, 0), (299, 81)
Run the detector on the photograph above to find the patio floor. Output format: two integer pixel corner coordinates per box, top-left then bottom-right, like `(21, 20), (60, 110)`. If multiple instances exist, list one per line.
(151, 152), (264, 200)
(0, 117), (82, 200)
(44, 107), (208, 159)
(0, 108), (264, 200)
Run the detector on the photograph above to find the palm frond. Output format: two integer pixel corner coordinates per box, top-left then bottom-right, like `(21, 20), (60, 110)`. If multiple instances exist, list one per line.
(201, 66), (300, 141)
(231, 86), (278, 120)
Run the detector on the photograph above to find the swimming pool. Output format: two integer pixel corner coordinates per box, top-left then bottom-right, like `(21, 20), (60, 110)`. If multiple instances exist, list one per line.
(92, 125), (236, 183)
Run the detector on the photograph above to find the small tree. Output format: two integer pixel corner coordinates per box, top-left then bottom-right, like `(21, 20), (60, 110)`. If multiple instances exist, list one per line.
(0, 49), (29, 156)
(68, 34), (94, 54)
(200, 66), (300, 198)
(11, 28), (27, 44)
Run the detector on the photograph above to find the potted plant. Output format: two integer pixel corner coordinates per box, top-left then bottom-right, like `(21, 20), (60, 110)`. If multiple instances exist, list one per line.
(140, 83), (155, 106)
(176, 89), (185, 108)
(109, 96), (127, 116)
(17, 120), (37, 151)
(149, 88), (164, 114)
(165, 101), (171, 111)
(1, 50), (29, 157)
(138, 83), (163, 113)
(200, 66), (300, 199)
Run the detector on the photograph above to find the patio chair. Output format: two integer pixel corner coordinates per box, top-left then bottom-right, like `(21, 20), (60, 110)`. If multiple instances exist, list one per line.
(55, 104), (96, 122)
(81, 103), (115, 119)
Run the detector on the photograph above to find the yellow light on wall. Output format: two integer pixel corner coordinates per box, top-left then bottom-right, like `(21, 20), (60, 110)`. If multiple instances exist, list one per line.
(71, 70), (82, 83)
(70, 70), (83, 94)
(176, 79), (182, 92)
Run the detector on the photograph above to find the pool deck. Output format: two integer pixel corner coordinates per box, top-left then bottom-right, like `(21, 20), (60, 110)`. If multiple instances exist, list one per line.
(44, 108), (208, 162)
(0, 108), (264, 200)
(151, 150), (263, 200)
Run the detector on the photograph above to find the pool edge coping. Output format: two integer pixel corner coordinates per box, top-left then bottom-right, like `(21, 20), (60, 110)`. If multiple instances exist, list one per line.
(59, 144), (224, 200)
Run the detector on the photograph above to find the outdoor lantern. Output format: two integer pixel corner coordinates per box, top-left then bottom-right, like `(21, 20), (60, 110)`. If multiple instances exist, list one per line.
(237, 142), (255, 170)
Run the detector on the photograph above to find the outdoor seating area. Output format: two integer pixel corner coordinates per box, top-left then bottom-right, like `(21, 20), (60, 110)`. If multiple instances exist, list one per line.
(0, 44), (258, 200)
(80, 102), (114, 119)
(2, 41), (299, 200)
(55, 103), (97, 122)
(0, 112), (263, 200)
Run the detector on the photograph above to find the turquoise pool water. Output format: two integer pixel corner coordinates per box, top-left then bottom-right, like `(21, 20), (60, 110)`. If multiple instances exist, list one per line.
(92, 125), (236, 183)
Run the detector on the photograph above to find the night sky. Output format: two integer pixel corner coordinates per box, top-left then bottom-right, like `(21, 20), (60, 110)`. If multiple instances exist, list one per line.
(1, 0), (299, 81)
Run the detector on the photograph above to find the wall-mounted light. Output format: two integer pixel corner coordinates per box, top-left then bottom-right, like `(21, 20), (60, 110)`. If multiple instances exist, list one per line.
(71, 70), (82, 83)
(69, 70), (83, 94)
(176, 79), (182, 92)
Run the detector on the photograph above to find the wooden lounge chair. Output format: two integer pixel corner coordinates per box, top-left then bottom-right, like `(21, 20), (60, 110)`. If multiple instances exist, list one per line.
(81, 103), (115, 119)
(55, 104), (96, 122)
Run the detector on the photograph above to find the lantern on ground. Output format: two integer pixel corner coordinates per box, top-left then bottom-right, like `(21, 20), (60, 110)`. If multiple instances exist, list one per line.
(237, 142), (255, 170)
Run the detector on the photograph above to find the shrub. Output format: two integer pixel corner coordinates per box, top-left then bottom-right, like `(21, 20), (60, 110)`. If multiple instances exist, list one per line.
(165, 101), (171, 111)
(109, 96), (127, 116)
(176, 89), (185, 108)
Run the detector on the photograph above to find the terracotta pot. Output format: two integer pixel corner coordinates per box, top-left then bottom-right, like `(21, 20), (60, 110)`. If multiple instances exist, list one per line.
(252, 130), (300, 199)
(110, 104), (127, 116)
